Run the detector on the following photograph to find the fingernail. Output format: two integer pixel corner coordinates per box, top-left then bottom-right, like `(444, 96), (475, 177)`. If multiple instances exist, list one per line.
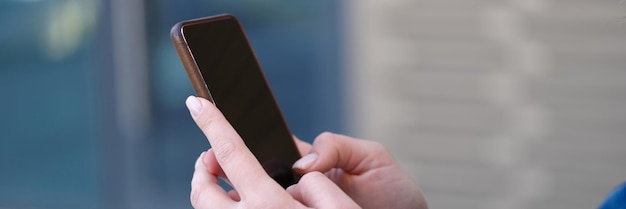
(201, 149), (211, 166)
(195, 151), (206, 168)
(293, 153), (318, 171)
(186, 96), (203, 117)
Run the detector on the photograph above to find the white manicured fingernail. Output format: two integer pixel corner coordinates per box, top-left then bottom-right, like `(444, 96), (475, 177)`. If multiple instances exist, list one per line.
(293, 153), (318, 170)
(195, 151), (206, 168)
(201, 149), (211, 166)
(186, 96), (202, 117)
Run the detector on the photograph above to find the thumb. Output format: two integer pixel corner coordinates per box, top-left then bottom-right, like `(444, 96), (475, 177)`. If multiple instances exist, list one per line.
(286, 172), (361, 209)
(293, 132), (395, 175)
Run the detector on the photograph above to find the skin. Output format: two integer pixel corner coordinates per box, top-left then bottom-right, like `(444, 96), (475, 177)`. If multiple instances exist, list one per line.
(186, 96), (427, 209)
(186, 96), (360, 209)
(292, 133), (428, 209)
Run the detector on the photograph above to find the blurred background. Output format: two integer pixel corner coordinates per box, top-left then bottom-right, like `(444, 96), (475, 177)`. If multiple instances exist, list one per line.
(0, 0), (342, 208)
(1, 0), (625, 209)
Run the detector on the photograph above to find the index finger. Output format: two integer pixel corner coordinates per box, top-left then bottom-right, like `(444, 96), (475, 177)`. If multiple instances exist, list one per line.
(186, 96), (281, 198)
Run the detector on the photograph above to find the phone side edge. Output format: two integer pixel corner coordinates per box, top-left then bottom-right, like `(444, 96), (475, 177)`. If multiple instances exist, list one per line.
(170, 22), (213, 102)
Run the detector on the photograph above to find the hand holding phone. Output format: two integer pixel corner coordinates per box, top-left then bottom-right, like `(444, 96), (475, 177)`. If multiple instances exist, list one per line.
(185, 96), (360, 208)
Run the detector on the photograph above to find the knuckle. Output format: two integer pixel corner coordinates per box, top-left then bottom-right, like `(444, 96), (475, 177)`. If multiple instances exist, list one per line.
(195, 108), (216, 129)
(211, 140), (237, 163)
(318, 131), (335, 138)
(314, 132), (335, 143)
(369, 140), (385, 149)
(364, 140), (396, 166)
(367, 140), (387, 154)
(314, 132), (339, 147)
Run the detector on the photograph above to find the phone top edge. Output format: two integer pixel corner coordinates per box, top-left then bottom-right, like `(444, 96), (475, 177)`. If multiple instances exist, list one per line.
(170, 17), (220, 102)
(172, 14), (235, 29)
(171, 14), (233, 42)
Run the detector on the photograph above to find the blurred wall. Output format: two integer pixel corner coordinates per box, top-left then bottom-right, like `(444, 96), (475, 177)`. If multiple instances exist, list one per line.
(346, 0), (626, 208)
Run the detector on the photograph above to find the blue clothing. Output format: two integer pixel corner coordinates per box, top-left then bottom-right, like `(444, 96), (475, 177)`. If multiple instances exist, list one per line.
(600, 182), (626, 209)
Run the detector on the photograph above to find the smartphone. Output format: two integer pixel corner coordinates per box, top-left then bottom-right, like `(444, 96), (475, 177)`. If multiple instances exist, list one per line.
(170, 14), (301, 188)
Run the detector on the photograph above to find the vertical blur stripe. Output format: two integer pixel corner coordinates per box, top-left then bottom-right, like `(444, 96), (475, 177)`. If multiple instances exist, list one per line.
(110, 0), (151, 208)
(111, 0), (150, 142)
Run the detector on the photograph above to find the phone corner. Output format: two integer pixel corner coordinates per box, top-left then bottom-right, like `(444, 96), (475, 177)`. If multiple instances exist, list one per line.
(170, 22), (184, 43)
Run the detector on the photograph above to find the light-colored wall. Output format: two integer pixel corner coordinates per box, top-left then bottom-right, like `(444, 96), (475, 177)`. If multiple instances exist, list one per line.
(345, 1), (626, 208)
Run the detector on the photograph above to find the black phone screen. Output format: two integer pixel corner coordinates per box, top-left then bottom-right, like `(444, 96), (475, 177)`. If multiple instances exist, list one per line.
(181, 16), (301, 188)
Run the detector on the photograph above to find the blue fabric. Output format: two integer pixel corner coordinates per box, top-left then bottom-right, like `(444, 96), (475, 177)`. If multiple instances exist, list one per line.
(599, 182), (626, 209)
